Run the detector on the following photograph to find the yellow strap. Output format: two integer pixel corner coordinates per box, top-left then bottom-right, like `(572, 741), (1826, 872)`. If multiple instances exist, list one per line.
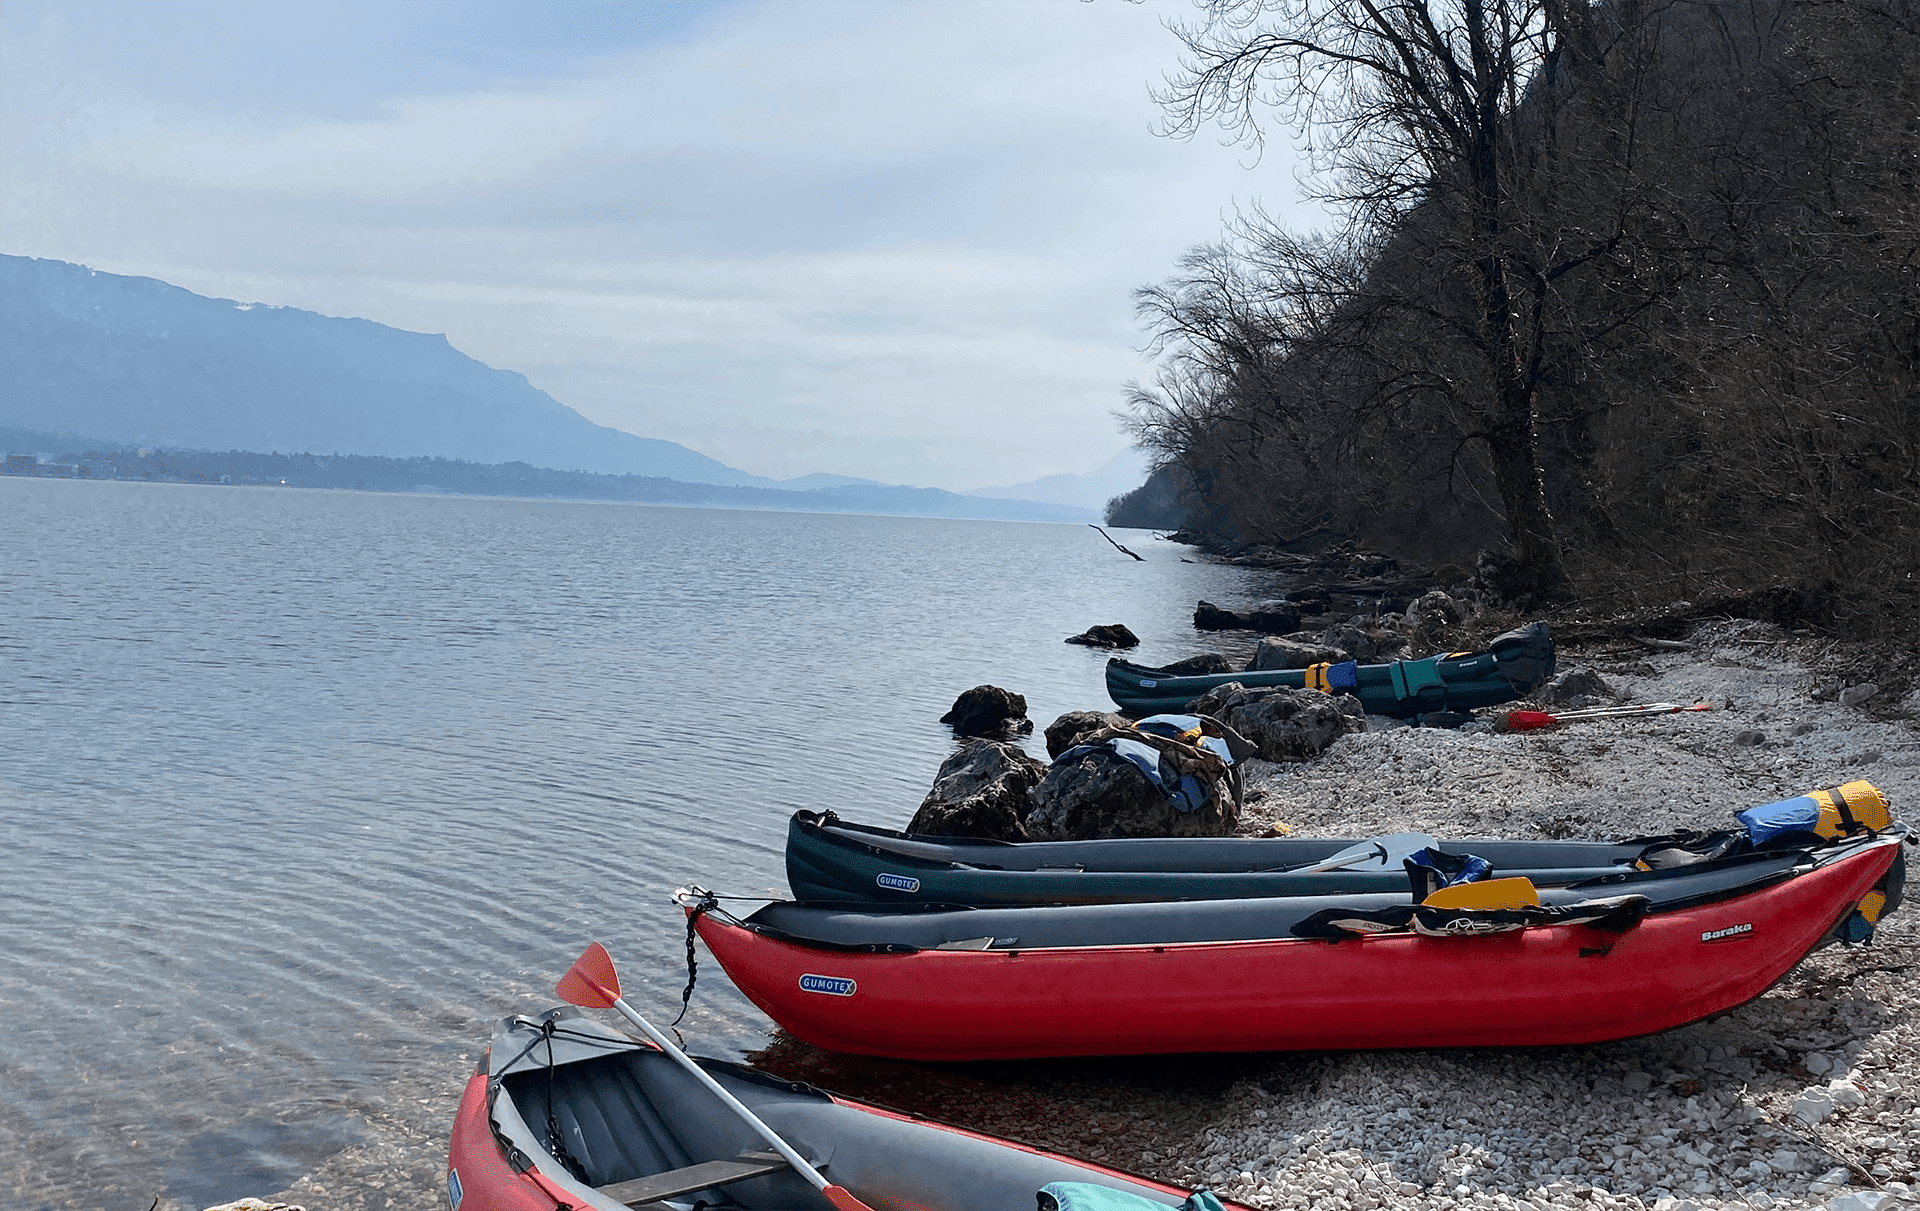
(1858, 890), (1888, 925)
(1423, 877), (1541, 910)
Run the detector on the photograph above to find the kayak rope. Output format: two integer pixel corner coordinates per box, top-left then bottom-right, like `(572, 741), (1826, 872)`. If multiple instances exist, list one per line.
(542, 1020), (592, 1185)
(671, 898), (712, 1029)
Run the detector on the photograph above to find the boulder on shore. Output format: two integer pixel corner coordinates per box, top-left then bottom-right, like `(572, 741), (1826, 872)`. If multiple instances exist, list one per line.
(1188, 682), (1361, 762)
(1538, 666), (1622, 708)
(1026, 739), (1237, 840)
(1065, 623), (1140, 649)
(1404, 590), (1467, 635)
(1044, 710), (1130, 760)
(1246, 637), (1343, 671)
(1155, 652), (1237, 676)
(1194, 599), (1302, 634)
(906, 739), (1049, 841)
(940, 684), (1033, 737)
(1319, 619), (1407, 663)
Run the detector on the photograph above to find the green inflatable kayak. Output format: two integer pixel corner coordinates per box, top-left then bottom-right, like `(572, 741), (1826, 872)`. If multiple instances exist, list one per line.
(1106, 621), (1554, 717)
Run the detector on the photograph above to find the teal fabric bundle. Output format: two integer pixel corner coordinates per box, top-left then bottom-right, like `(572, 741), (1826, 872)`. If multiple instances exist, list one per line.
(1037, 1184), (1228, 1211)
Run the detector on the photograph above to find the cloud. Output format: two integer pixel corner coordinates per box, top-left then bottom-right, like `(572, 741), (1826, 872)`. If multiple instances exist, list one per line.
(0, 0), (1325, 488)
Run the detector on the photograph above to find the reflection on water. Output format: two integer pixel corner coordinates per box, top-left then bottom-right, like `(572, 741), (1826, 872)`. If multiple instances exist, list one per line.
(0, 478), (1260, 1209)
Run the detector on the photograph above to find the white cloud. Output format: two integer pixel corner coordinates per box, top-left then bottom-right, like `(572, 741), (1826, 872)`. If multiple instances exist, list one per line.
(0, 0), (1326, 488)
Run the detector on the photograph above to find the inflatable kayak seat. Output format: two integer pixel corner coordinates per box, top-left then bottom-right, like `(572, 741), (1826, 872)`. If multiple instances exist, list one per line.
(599, 1150), (788, 1206)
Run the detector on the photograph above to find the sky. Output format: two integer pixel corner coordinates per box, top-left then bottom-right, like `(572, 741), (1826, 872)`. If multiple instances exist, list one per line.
(0, 0), (1322, 491)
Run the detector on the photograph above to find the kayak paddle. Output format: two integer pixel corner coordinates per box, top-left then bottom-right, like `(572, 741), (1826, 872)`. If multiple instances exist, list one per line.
(1498, 701), (1713, 733)
(557, 941), (876, 1211)
(1276, 831), (1438, 873)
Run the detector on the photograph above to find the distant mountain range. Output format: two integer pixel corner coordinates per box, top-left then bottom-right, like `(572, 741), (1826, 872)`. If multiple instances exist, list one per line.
(970, 447), (1152, 512)
(0, 254), (1136, 521)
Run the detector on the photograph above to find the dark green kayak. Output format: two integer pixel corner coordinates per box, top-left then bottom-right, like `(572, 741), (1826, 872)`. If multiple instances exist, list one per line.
(786, 808), (1671, 907)
(1106, 621), (1554, 717)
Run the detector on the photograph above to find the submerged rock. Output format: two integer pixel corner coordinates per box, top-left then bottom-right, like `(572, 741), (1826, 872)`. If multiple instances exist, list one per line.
(906, 739), (1048, 841)
(1065, 623), (1140, 649)
(939, 684), (1033, 738)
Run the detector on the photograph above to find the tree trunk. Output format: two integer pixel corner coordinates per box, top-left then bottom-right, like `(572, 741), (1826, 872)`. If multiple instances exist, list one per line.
(1465, 0), (1572, 603)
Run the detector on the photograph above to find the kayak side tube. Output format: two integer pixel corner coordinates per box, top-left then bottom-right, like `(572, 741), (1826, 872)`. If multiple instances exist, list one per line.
(692, 833), (1903, 1063)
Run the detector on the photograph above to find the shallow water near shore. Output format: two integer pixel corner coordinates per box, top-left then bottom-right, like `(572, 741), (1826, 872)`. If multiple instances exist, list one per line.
(0, 477), (1263, 1210)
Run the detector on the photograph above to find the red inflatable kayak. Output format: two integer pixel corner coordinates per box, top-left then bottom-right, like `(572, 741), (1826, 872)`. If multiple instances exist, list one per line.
(682, 830), (1905, 1062)
(447, 1009), (1249, 1210)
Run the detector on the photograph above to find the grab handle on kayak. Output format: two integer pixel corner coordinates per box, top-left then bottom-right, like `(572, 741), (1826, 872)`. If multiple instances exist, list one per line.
(558, 941), (877, 1211)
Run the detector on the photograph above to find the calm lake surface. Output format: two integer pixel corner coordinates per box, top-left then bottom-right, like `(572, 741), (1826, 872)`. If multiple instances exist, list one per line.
(0, 478), (1263, 1210)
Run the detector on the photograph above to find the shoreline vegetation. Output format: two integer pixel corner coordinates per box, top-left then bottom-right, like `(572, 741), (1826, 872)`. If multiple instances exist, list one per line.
(1109, 0), (1918, 648)
(0, 430), (1097, 525)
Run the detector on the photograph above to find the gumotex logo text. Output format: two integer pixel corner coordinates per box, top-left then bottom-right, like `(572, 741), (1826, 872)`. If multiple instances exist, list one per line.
(876, 872), (920, 893)
(799, 974), (857, 996)
(1700, 922), (1754, 943)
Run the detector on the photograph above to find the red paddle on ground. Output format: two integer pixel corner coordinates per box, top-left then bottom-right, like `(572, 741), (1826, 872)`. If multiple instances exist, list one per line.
(1499, 701), (1714, 732)
(557, 942), (875, 1211)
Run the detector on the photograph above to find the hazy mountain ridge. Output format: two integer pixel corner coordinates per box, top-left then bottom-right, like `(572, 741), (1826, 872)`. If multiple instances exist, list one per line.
(0, 254), (776, 486)
(0, 255), (1121, 522)
(969, 447), (1151, 510)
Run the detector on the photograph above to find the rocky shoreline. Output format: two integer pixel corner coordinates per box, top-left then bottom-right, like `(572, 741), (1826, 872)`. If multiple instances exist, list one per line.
(218, 613), (1916, 1211)
(759, 614), (1918, 1211)
(1177, 617), (1919, 1211)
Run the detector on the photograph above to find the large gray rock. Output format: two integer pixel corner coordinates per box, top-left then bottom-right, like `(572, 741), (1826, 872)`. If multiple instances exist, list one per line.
(1193, 599), (1302, 634)
(1044, 710), (1129, 760)
(939, 684), (1033, 738)
(1187, 682), (1360, 762)
(1538, 666), (1621, 708)
(1025, 742), (1237, 840)
(1156, 652), (1236, 676)
(1246, 637), (1342, 671)
(906, 740), (1049, 841)
(1321, 620), (1385, 661)
(1404, 590), (1466, 633)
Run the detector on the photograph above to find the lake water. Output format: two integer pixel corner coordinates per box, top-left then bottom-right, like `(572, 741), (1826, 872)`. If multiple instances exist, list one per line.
(0, 478), (1263, 1211)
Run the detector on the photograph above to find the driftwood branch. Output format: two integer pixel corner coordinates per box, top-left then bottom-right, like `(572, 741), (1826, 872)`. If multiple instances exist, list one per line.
(1630, 633), (1693, 652)
(1089, 524), (1144, 560)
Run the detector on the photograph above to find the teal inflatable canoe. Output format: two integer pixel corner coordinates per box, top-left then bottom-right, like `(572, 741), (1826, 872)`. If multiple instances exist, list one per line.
(1106, 621), (1554, 717)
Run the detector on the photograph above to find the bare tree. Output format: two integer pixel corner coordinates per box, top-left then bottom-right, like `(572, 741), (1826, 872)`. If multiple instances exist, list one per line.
(1151, 0), (1661, 599)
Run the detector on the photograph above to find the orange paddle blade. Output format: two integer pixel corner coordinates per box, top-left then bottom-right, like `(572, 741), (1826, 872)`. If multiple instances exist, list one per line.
(823, 1186), (878, 1211)
(557, 941), (622, 1008)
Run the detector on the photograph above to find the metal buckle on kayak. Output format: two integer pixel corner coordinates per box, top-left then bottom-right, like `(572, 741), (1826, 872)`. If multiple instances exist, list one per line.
(674, 884), (720, 912)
